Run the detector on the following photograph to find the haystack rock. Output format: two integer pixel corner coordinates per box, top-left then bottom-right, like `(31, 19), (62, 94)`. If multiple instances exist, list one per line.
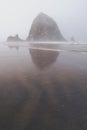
(7, 35), (22, 42)
(27, 13), (65, 41)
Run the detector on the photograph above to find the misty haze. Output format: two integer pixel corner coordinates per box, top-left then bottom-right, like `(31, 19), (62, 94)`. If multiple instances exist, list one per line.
(0, 0), (87, 130)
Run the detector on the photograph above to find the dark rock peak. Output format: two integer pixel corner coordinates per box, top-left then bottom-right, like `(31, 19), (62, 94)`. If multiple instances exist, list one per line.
(27, 13), (65, 41)
(37, 12), (47, 17)
(35, 12), (53, 21)
(71, 36), (75, 42)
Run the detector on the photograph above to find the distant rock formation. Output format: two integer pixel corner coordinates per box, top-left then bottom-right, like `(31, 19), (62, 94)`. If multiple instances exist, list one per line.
(70, 36), (75, 42)
(27, 13), (65, 41)
(7, 35), (22, 42)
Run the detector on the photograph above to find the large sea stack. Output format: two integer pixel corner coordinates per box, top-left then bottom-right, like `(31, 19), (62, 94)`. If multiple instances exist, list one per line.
(27, 13), (65, 41)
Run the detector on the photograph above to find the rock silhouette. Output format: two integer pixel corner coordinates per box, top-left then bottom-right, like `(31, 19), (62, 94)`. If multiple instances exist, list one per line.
(7, 35), (22, 42)
(27, 13), (65, 41)
(71, 36), (75, 42)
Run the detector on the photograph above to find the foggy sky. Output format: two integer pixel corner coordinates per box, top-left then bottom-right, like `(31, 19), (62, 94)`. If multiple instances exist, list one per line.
(0, 0), (87, 42)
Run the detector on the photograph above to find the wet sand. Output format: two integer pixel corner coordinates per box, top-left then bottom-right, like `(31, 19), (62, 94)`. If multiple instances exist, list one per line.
(0, 43), (87, 130)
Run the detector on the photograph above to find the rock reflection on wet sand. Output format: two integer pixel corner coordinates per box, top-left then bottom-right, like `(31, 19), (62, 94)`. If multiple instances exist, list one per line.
(29, 49), (59, 70)
(0, 46), (87, 130)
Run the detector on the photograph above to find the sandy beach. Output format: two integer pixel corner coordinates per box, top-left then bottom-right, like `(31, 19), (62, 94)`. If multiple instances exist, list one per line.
(0, 43), (87, 130)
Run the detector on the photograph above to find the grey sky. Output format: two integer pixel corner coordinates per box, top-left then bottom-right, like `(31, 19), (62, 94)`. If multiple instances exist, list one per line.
(0, 0), (87, 41)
